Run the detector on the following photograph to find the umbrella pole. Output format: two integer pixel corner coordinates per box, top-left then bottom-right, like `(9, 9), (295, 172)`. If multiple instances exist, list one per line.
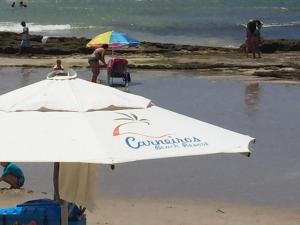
(53, 162), (60, 201)
(53, 162), (69, 225)
(61, 201), (69, 225)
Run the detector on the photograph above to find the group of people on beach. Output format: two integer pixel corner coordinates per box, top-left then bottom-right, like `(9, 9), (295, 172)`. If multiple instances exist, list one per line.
(52, 46), (108, 83)
(18, 20), (108, 83)
(16, 17), (263, 84)
(244, 20), (263, 58)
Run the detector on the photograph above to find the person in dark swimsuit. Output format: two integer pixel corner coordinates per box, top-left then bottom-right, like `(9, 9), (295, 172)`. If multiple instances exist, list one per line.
(88, 44), (108, 83)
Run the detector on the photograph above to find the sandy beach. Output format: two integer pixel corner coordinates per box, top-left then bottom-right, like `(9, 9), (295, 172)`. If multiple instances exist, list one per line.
(1, 189), (299, 225)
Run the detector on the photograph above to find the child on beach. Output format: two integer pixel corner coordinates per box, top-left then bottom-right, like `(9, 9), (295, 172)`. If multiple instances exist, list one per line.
(53, 59), (64, 70)
(0, 162), (25, 189)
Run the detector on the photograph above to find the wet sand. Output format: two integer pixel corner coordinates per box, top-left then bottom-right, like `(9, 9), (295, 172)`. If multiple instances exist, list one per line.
(1, 190), (299, 225)
(1, 68), (300, 224)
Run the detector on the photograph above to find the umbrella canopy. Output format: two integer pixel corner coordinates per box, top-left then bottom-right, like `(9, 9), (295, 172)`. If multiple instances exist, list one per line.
(0, 73), (254, 163)
(0, 75), (150, 112)
(86, 31), (140, 49)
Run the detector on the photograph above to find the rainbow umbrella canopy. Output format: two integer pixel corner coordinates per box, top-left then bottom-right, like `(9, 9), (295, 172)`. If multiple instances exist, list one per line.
(86, 30), (140, 49)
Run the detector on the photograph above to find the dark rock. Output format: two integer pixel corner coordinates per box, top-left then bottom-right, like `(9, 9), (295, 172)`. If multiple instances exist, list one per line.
(1, 31), (300, 56)
(78, 47), (93, 54)
(253, 69), (300, 80)
(29, 35), (43, 42)
(30, 47), (45, 54)
(241, 39), (300, 53)
(4, 47), (18, 54)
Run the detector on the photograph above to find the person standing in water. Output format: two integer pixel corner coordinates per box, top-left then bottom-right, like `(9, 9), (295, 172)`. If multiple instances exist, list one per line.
(244, 20), (263, 58)
(88, 44), (108, 83)
(252, 20), (263, 58)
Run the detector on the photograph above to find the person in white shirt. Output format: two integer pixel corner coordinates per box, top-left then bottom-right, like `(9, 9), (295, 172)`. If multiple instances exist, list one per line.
(19, 21), (30, 54)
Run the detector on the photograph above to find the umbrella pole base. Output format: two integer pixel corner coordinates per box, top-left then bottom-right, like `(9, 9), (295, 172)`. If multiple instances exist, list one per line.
(61, 200), (69, 225)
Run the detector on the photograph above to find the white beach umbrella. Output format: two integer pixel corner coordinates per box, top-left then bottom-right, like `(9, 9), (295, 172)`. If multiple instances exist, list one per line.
(0, 73), (254, 164)
(0, 71), (255, 225)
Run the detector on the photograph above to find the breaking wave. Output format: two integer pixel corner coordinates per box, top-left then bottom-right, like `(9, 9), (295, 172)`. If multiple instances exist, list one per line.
(262, 21), (300, 28)
(0, 22), (95, 33)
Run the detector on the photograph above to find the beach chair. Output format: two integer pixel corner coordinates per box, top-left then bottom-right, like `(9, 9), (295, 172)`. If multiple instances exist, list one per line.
(107, 58), (131, 86)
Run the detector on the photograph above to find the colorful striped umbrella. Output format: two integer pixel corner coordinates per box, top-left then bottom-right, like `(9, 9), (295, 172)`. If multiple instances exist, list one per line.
(86, 30), (140, 49)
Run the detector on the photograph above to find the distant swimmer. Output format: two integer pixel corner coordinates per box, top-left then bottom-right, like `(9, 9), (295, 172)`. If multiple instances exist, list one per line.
(11, 1), (27, 8)
(19, 1), (27, 7)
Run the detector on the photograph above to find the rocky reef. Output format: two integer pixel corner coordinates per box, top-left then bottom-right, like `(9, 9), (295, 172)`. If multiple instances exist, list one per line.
(0, 32), (300, 81)
(1, 31), (299, 55)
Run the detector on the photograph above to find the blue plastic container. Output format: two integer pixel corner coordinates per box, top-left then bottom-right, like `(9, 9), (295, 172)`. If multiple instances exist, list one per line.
(0, 199), (86, 225)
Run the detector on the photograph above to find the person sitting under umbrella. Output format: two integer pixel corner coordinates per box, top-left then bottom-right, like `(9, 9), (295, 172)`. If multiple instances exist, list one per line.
(0, 162), (25, 189)
(88, 44), (108, 83)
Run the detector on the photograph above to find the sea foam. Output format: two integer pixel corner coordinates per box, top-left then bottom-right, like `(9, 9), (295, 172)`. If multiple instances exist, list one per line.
(0, 22), (72, 32)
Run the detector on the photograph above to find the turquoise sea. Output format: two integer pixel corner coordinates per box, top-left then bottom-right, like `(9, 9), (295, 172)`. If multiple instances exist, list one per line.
(0, 0), (300, 46)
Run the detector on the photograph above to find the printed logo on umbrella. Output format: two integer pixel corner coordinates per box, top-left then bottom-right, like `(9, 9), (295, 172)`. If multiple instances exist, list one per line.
(113, 113), (208, 150)
(113, 112), (171, 138)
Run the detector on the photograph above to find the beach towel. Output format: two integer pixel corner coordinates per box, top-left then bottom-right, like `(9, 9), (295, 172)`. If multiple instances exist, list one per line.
(58, 163), (97, 212)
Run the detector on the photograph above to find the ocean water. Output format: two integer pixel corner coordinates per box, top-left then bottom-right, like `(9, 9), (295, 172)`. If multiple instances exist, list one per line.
(0, 0), (300, 47)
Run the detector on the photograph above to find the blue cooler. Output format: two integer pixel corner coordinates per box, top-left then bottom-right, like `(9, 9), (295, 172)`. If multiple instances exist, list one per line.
(0, 207), (23, 225)
(0, 199), (86, 225)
